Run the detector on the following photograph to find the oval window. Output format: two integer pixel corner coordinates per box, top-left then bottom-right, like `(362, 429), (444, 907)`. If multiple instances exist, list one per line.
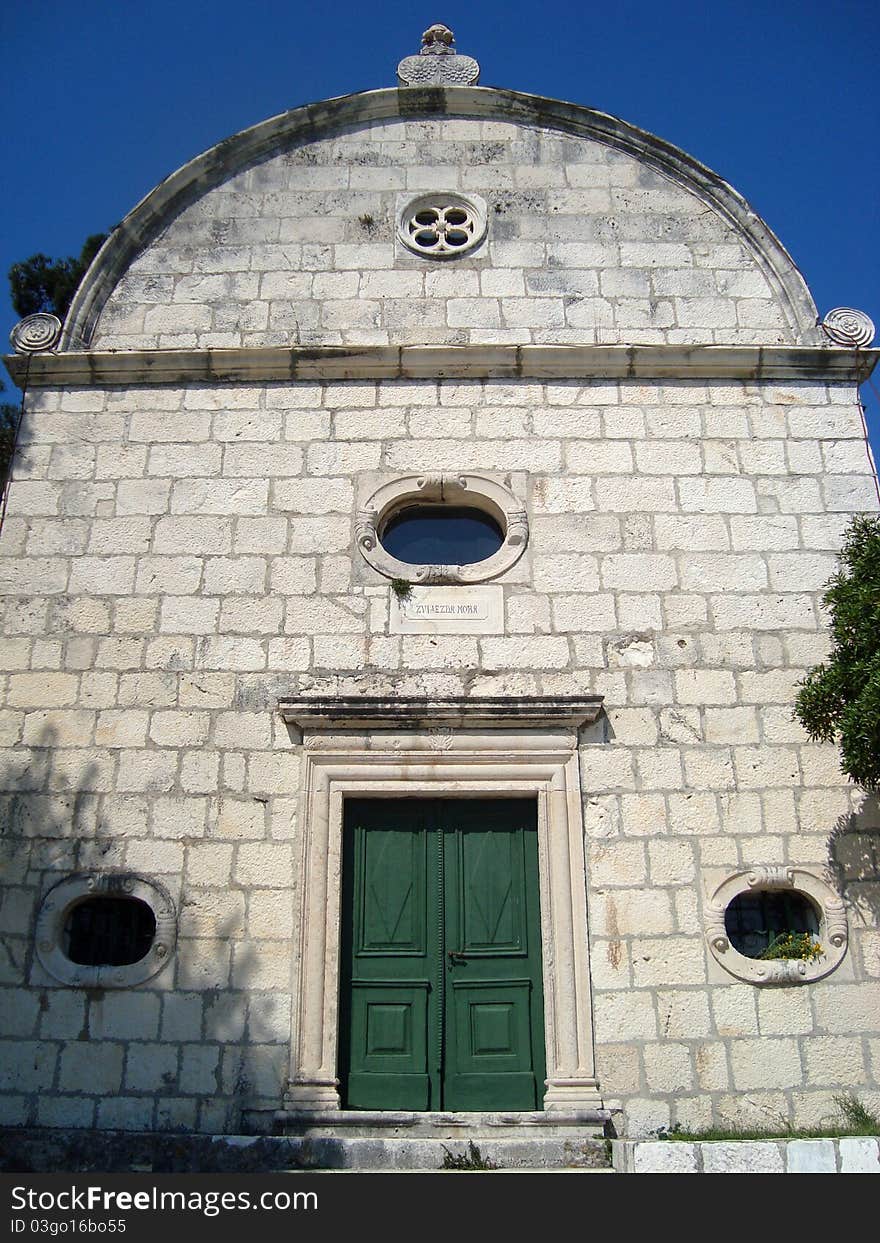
(724, 890), (820, 960)
(64, 896), (157, 967)
(381, 505), (504, 566)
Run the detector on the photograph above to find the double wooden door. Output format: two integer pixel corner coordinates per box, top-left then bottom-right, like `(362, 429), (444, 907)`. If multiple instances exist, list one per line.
(339, 798), (546, 1111)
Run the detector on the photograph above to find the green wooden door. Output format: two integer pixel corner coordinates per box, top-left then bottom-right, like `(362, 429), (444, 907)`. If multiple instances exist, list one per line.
(339, 798), (545, 1111)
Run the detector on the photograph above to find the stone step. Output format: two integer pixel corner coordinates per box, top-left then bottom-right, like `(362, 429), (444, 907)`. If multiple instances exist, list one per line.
(272, 1136), (612, 1171)
(270, 1107), (610, 1140)
(306, 1167), (616, 1174)
(0, 1127), (612, 1174)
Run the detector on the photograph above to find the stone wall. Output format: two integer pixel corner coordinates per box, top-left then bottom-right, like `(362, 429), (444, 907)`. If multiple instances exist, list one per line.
(1, 370), (879, 1134)
(92, 116), (795, 351)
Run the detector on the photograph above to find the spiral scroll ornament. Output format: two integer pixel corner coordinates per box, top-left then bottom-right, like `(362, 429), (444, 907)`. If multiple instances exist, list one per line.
(10, 313), (62, 355)
(821, 307), (875, 349)
(705, 902), (729, 953)
(355, 510), (378, 552)
(824, 896), (848, 948)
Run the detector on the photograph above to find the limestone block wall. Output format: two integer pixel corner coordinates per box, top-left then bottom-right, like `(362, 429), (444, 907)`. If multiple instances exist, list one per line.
(91, 117), (795, 351)
(1, 372), (879, 1135)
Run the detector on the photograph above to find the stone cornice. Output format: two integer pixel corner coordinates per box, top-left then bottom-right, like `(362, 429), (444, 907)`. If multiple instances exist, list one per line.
(277, 695), (605, 730)
(4, 344), (876, 388)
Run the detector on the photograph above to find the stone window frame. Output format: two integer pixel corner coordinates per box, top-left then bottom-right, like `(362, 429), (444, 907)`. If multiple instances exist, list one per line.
(356, 472), (528, 586)
(276, 695), (606, 1116)
(705, 865), (848, 986)
(34, 872), (177, 989)
(397, 193), (487, 259)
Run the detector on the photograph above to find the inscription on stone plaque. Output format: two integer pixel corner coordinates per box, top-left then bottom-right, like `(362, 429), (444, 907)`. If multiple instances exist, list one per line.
(389, 585), (503, 634)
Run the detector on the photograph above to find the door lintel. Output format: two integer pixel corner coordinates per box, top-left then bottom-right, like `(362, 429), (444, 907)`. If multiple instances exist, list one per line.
(278, 694), (604, 733)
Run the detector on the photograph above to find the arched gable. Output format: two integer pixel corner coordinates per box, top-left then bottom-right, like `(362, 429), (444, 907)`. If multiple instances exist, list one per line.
(62, 87), (819, 352)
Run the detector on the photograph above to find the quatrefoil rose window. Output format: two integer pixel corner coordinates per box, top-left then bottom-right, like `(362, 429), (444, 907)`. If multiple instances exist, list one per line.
(398, 194), (487, 258)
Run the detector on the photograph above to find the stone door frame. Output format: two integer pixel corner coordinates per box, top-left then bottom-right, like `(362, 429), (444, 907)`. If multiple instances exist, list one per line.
(278, 697), (604, 1113)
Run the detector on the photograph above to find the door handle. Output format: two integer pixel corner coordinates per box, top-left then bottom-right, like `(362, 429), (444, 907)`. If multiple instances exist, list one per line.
(447, 949), (468, 964)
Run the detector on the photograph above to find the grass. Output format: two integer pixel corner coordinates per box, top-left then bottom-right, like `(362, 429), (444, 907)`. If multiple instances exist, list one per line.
(657, 1094), (880, 1142)
(441, 1141), (499, 1170)
(835, 1092), (879, 1133)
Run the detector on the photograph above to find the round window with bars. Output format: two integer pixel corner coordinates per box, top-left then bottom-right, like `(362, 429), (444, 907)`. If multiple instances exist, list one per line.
(398, 195), (487, 259)
(35, 873), (177, 988)
(705, 865), (848, 986)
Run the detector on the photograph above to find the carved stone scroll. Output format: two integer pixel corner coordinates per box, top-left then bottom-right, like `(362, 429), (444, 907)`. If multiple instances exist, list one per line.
(747, 866), (794, 889)
(10, 313), (62, 354)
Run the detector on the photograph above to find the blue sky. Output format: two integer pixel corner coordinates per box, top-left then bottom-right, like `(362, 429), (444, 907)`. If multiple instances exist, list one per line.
(2, 0), (878, 438)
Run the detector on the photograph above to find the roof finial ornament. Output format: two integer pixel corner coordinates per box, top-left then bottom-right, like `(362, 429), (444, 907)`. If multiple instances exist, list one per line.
(397, 23), (480, 86)
(421, 23), (456, 53)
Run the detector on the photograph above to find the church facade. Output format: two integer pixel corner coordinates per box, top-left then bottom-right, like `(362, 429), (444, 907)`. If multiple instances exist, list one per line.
(2, 28), (879, 1144)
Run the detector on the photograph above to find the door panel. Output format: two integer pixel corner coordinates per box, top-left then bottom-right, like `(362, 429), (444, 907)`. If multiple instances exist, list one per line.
(455, 822), (525, 955)
(347, 981), (430, 1109)
(358, 825), (427, 956)
(340, 800), (436, 1110)
(340, 798), (545, 1111)
(443, 801), (543, 1110)
(445, 979), (537, 1110)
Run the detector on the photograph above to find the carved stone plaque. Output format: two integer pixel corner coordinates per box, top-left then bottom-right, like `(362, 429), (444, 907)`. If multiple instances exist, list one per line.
(389, 585), (503, 634)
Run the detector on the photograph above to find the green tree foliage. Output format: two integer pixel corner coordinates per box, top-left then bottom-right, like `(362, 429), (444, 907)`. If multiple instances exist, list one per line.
(9, 232), (107, 321)
(0, 382), (19, 493)
(795, 514), (880, 789)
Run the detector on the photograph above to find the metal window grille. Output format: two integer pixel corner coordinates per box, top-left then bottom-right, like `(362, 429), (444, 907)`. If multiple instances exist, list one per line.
(64, 897), (157, 967)
(724, 891), (819, 959)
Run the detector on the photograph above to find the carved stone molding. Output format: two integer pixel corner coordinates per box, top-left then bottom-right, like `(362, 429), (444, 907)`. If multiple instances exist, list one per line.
(6, 344), (877, 389)
(747, 866), (794, 889)
(705, 866), (848, 986)
(755, 959), (808, 985)
(279, 719), (604, 1114)
(34, 872), (177, 989)
(278, 695), (604, 731)
(355, 472), (529, 585)
(824, 895), (849, 948)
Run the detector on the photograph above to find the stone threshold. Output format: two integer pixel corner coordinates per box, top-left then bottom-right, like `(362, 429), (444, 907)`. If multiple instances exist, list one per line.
(273, 1109), (611, 1139)
(5, 342), (877, 388)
